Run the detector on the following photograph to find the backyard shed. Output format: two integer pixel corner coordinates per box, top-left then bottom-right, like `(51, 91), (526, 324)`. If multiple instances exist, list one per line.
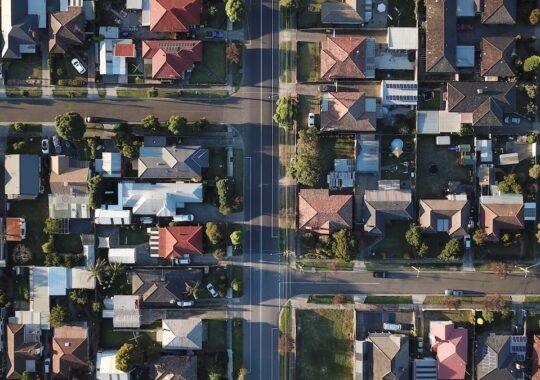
(436, 136), (451, 145)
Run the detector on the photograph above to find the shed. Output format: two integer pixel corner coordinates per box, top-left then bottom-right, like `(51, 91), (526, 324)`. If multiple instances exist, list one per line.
(436, 136), (451, 145)
(387, 27), (418, 50)
(48, 267), (68, 296)
(97, 350), (131, 380)
(108, 248), (137, 264)
(417, 111), (461, 134)
(499, 153), (519, 165)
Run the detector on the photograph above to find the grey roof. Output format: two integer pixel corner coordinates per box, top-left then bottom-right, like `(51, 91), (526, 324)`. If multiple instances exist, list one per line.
(1, 0), (39, 59)
(321, 2), (365, 24)
(447, 82), (516, 127)
(162, 319), (203, 350)
(481, 37), (516, 77)
(5, 155), (40, 198)
(363, 190), (413, 236)
(482, 0), (516, 24)
(138, 146), (209, 179)
(476, 334), (519, 380)
(152, 355), (197, 380)
(368, 333), (410, 380)
(425, 0), (456, 73)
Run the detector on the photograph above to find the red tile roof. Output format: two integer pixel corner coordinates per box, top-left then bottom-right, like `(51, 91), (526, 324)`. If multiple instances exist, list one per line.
(113, 43), (136, 57)
(150, 0), (202, 32)
(159, 226), (204, 259)
(480, 202), (524, 240)
(298, 189), (353, 234)
(142, 40), (202, 79)
(320, 36), (367, 80)
(6, 218), (23, 242)
(431, 322), (468, 380)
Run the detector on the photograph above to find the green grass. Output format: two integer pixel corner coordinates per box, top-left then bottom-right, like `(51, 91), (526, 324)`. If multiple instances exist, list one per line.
(7, 138), (42, 155)
(99, 319), (156, 349)
(231, 266), (243, 297)
(365, 262), (463, 271)
(189, 42), (227, 84)
(5, 54), (42, 80)
(205, 148), (228, 180)
(423, 296), (511, 306)
(176, 89), (229, 98)
(279, 302), (291, 336)
(297, 0), (327, 28)
(233, 148), (244, 198)
(205, 319), (227, 351)
(54, 234), (83, 254)
(232, 61), (243, 91)
(297, 42), (320, 82)
(52, 88), (88, 98)
(307, 295), (353, 304)
(477, 312), (513, 334)
(370, 221), (409, 259)
(280, 353), (291, 380)
(116, 88), (147, 98)
(296, 260), (354, 271)
(387, 0), (416, 27)
(97, 88), (106, 98)
(364, 296), (412, 304)
(280, 41), (293, 83)
(232, 318), (244, 378)
(5, 88), (42, 97)
(319, 135), (356, 175)
(296, 309), (354, 380)
(418, 90), (442, 111)
(9, 123), (42, 132)
(119, 226), (149, 245)
(202, 1), (227, 28)
(525, 296), (540, 303)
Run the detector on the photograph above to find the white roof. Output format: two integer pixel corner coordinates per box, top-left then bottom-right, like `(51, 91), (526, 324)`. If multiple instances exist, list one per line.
(108, 248), (136, 264)
(113, 295), (141, 328)
(142, 0), (150, 25)
(456, 45), (475, 67)
(97, 350), (131, 380)
(30, 267), (50, 329)
(95, 208), (132, 225)
(499, 153), (519, 165)
(126, 0), (142, 8)
(84, 244), (95, 266)
(417, 110), (461, 134)
(436, 136), (451, 145)
(48, 267), (68, 296)
(381, 80), (418, 105)
(99, 40), (131, 75)
(481, 194), (523, 205)
(457, 0), (475, 16)
(99, 26), (119, 39)
(96, 152), (122, 177)
(162, 319), (203, 350)
(387, 27), (418, 50)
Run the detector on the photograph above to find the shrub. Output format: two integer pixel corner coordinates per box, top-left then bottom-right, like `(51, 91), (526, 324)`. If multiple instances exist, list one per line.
(524, 83), (537, 99)
(524, 55), (540, 72)
(331, 229), (358, 262)
(42, 237), (55, 254)
(438, 238), (461, 261)
(473, 229), (487, 246)
(88, 175), (103, 209)
(49, 305), (69, 327)
(530, 8), (540, 24)
(206, 222), (225, 246)
(530, 164), (540, 179)
(225, 0), (245, 22)
(273, 96), (298, 130)
(216, 177), (233, 215)
(115, 343), (143, 372)
(497, 174), (522, 194)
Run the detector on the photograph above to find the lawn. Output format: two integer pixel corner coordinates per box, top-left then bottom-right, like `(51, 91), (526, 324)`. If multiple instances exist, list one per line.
(423, 296), (511, 306)
(55, 234), (83, 254)
(296, 260), (354, 271)
(297, 0), (330, 28)
(52, 88), (88, 98)
(280, 41), (293, 83)
(231, 265), (243, 297)
(232, 318), (244, 378)
(421, 310), (473, 345)
(233, 148), (244, 199)
(319, 135), (356, 175)
(525, 296), (540, 303)
(202, 0), (227, 29)
(279, 301), (292, 336)
(296, 309), (354, 380)
(99, 319), (156, 349)
(387, 0), (416, 27)
(416, 135), (473, 199)
(307, 295), (353, 304)
(364, 296), (412, 304)
(205, 148), (228, 180)
(370, 221), (409, 259)
(189, 42), (227, 84)
(5, 88), (42, 97)
(119, 226), (149, 245)
(297, 95), (320, 129)
(205, 319), (227, 351)
(7, 138), (42, 155)
(297, 42), (320, 82)
(417, 90), (442, 111)
(5, 54), (42, 81)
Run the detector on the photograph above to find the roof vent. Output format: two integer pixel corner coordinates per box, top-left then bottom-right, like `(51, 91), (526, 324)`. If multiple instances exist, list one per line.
(64, 342), (70, 347)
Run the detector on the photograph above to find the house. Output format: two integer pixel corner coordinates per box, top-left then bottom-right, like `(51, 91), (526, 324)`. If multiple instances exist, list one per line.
(142, 40), (202, 80)
(387, 27), (419, 51)
(320, 0), (369, 25)
(49, 6), (85, 54)
(1, 0), (43, 59)
(425, 0), (456, 73)
(476, 334), (526, 379)
(52, 325), (89, 378)
(414, 358), (437, 380)
(298, 189), (353, 235)
(94, 209), (132, 225)
(151, 355), (197, 380)
(6, 323), (42, 379)
(5, 155), (40, 200)
(6, 217), (26, 241)
(481, 37), (515, 79)
(138, 146), (209, 179)
(97, 350), (131, 380)
(320, 36), (375, 80)
(48, 267), (96, 295)
(159, 319), (203, 350)
(355, 333), (409, 379)
(99, 26), (136, 79)
(430, 321), (468, 380)
(108, 248), (137, 264)
(320, 92), (377, 132)
(480, 195), (524, 241)
(95, 152), (122, 178)
(363, 189), (413, 236)
(131, 268), (203, 307)
(112, 295), (142, 328)
(446, 82), (516, 127)
(149, 0), (202, 32)
(419, 199), (470, 237)
(157, 226), (204, 259)
(481, 0), (516, 24)
(50, 156), (90, 196)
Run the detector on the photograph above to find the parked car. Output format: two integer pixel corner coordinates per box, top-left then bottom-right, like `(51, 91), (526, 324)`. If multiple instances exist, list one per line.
(456, 23), (473, 31)
(464, 234), (471, 249)
(205, 30), (225, 38)
(140, 217), (154, 225)
(372, 271), (388, 278)
(52, 135), (62, 155)
(318, 84), (334, 92)
(71, 58), (86, 74)
(308, 112), (315, 127)
(173, 256), (191, 265)
(444, 289), (464, 296)
(383, 322), (402, 331)
(41, 139), (50, 155)
(177, 300), (194, 307)
(44, 358), (50, 373)
(206, 283), (218, 298)
(504, 116), (521, 124)
(173, 214), (194, 222)
(85, 116), (100, 123)
(422, 91), (434, 101)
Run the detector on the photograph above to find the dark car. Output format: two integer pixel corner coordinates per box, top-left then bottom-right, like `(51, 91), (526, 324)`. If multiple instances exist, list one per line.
(372, 271), (388, 278)
(318, 84), (335, 92)
(52, 135), (62, 155)
(457, 23), (473, 31)
(205, 30), (225, 38)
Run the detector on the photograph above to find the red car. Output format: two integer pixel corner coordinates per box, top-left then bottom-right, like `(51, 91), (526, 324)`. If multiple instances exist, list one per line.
(457, 23), (473, 31)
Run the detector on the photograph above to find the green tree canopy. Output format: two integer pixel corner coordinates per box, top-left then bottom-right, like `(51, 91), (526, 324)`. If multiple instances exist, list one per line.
(230, 230), (243, 246)
(115, 343), (143, 372)
(331, 229), (358, 262)
(438, 238), (462, 261)
(287, 128), (321, 186)
(280, 0), (297, 9)
(530, 164), (540, 179)
(405, 224), (421, 250)
(122, 144), (137, 158)
(216, 178), (232, 215)
(497, 174), (522, 194)
(530, 8), (540, 24)
(225, 0), (245, 22)
(49, 305), (69, 327)
(88, 175), (103, 209)
(168, 115), (187, 135)
(55, 112), (86, 140)
(141, 114), (160, 131)
(273, 96), (298, 129)
(524, 55), (540, 72)
(206, 222), (225, 246)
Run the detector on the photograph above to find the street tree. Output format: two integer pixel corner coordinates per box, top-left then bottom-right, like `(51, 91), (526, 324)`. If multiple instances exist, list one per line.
(167, 115), (187, 135)
(287, 128), (321, 186)
(484, 294), (508, 310)
(473, 229), (487, 246)
(49, 305), (68, 327)
(273, 96), (298, 129)
(531, 8), (540, 24)
(332, 229), (358, 262)
(530, 164), (540, 179)
(55, 112), (86, 140)
(524, 55), (540, 72)
(225, 0), (245, 22)
(418, 243), (429, 258)
(230, 230), (243, 246)
(141, 114), (160, 131)
(115, 343), (142, 372)
(231, 278), (242, 293)
(206, 222), (225, 246)
(226, 42), (241, 64)
(438, 238), (462, 261)
(491, 262), (512, 279)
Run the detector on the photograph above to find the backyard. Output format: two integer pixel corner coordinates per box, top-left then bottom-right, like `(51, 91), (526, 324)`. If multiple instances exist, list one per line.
(7, 138), (42, 155)
(99, 319), (156, 349)
(55, 234), (83, 254)
(189, 42), (227, 84)
(380, 135), (414, 181)
(297, 0), (334, 28)
(319, 134), (356, 175)
(297, 42), (320, 82)
(296, 309), (354, 380)
(119, 226), (149, 245)
(202, 0), (227, 29)
(387, 0), (416, 27)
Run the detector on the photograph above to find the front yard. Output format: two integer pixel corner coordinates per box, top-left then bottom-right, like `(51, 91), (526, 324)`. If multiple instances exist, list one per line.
(296, 309), (354, 380)
(297, 42), (320, 82)
(205, 319), (227, 351)
(4, 54), (42, 84)
(189, 42), (227, 84)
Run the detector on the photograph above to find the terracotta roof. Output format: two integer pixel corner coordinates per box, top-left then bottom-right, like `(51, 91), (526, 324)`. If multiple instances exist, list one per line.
(7, 324), (41, 379)
(52, 326), (89, 379)
(425, 0), (457, 73)
(158, 226), (204, 259)
(49, 7), (85, 53)
(320, 92), (376, 132)
(481, 37), (515, 77)
(150, 0), (202, 32)
(431, 322), (468, 380)
(114, 43), (136, 57)
(480, 200), (524, 240)
(6, 217), (23, 241)
(320, 36), (368, 80)
(419, 199), (470, 237)
(298, 189), (353, 234)
(142, 40), (202, 79)
(49, 156), (90, 196)
(482, 0), (516, 24)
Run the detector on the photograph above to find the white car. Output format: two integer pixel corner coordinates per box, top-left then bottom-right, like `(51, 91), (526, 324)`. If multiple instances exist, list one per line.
(464, 234), (471, 249)
(308, 112), (315, 127)
(44, 358), (50, 373)
(206, 283), (218, 298)
(444, 289), (464, 296)
(177, 300), (194, 307)
(173, 214), (194, 222)
(71, 58), (86, 74)
(41, 139), (49, 155)
(173, 256), (191, 265)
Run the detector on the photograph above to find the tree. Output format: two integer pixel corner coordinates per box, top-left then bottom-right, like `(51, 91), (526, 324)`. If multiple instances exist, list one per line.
(287, 128), (321, 186)
(92, 301), (102, 313)
(524, 55), (540, 72)
(226, 42), (241, 64)
(208, 369), (221, 380)
(405, 224), (421, 250)
(55, 112), (86, 140)
(491, 262), (512, 279)
(49, 305), (68, 327)
(536, 223), (540, 243)
(315, 235), (332, 257)
(530, 164), (540, 179)
(88, 175), (103, 209)
(208, 5), (218, 16)
(116, 343), (143, 372)
(238, 367), (248, 380)
(141, 114), (160, 131)
(484, 294), (508, 310)
(13, 122), (25, 132)
(44, 252), (62, 267)
(22, 371), (35, 380)
(87, 258), (108, 285)
(530, 8), (540, 24)
(273, 96), (298, 129)
(167, 115), (187, 135)
(280, 0), (297, 9)
(332, 229), (358, 262)
(193, 117), (210, 131)
(418, 243), (429, 258)
(69, 289), (87, 305)
(107, 262), (125, 281)
(443, 297), (462, 310)
(473, 229), (487, 246)
(43, 217), (60, 235)
(524, 83), (538, 99)
(216, 178), (233, 215)
(231, 278), (242, 293)
(12, 244), (32, 264)
(206, 222), (225, 246)
(438, 238), (462, 261)
(498, 174), (522, 194)
(458, 124), (473, 136)
(230, 230), (243, 246)
(213, 248), (225, 259)
(122, 144), (137, 158)
(185, 281), (201, 300)
(225, 0), (245, 22)
(482, 309), (495, 323)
